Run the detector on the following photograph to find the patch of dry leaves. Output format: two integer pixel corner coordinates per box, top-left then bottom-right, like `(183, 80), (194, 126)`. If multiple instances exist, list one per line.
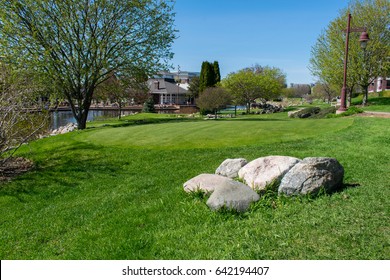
(0, 157), (34, 181)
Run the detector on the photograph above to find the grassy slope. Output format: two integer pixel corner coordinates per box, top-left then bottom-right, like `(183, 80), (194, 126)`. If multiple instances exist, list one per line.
(352, 95), (390, 112)
(0, 114), (389, 260)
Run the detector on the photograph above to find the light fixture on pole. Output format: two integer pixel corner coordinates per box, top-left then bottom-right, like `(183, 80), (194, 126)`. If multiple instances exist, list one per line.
(338, 13), (369, 113)
(359, 31), (370, 49)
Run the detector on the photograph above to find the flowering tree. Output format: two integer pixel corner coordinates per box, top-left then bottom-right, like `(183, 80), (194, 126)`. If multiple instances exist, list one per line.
(0, 65), (48, 166)
(0, 0), (176, 129)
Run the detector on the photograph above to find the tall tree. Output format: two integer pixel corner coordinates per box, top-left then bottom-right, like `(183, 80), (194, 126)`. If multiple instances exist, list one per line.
(310, 0), (390, 106)
(199, 61), (215, 94)
(0, 0), (176, 129)
(222, 66), (285, 113)
(213, 61), (221, 84)
(199, 60), (221, 93)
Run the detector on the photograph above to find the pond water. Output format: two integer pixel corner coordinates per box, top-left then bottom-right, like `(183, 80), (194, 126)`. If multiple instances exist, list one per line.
(225, 105), (247, 111)
(50, 110), (135, 129)
(49, 108), (179, 129)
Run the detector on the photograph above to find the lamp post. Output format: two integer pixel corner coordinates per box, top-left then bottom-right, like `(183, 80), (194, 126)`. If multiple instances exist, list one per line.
(176, 65), (180, 105)
(338, 13), (369, 112)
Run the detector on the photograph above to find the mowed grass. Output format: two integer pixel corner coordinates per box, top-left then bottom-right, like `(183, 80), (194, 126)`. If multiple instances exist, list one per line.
(80, 117), (353, 149)
(0, 113), (389, 260)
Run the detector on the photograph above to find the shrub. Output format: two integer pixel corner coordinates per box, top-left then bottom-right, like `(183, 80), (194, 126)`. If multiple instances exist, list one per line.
(1, 67), (49, 163)
(327, 106), (364, 118)
(142, 97), (156, 113)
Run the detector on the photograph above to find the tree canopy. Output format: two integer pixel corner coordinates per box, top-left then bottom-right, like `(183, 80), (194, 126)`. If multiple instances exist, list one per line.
(95, 72), (148, 119)
(309, 0), (390, 106)
(196, 87), (231, 118)
(0, 0), (176, 129)
(222, 65), (286, 113)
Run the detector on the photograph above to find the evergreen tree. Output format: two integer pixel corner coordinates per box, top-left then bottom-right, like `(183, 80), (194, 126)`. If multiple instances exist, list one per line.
(142, 96), (156, 113)
(213, 61), (221, 84)
(199, 61), (209, 94)
(199, 61), (220, 94)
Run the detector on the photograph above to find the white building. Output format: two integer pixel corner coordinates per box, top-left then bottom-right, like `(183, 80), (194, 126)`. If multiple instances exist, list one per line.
(368, 77), (390, 93)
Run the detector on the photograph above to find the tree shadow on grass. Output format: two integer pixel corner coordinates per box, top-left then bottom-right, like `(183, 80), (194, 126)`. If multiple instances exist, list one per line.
(0, 141), (128, 201)
(219, 118), (289, 122)
(90, 117), (203, 129)
(352, 96), (390, 106)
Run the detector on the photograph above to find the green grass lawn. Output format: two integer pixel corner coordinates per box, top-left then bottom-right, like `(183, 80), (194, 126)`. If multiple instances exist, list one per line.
(352, 95), (390, 112)
(81, 117), (352, 149)
(0, 112), (389, 259)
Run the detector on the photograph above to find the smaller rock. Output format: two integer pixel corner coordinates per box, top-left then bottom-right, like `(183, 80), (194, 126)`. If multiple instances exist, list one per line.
(206, 180), (259, 212)
(183, 174), (233, 194)
(50, 123), (77, 135)
(215, 158), (248, 178)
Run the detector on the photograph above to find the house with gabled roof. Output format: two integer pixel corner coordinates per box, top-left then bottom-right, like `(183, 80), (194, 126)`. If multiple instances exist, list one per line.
(147, 77), (188, 105)
(147, 71), (199, 105)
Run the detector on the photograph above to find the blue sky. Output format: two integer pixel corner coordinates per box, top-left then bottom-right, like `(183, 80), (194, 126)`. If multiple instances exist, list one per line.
(171, 0), (350, 85)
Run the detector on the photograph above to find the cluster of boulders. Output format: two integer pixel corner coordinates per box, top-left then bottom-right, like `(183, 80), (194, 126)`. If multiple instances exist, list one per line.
(288, 107), (337, 119)
(50, 123), (77, 135)
(288, 107), (320, 118)
(183, 156), (344, 212)
(205, 114), (234, 119)
(251, 103), (284, 114)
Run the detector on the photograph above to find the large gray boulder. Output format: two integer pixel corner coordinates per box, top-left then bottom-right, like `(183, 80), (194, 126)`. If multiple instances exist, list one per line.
(206, 180), (260, 212)
(215, 158), (248, 178)
(278, 157), (344, 196)
(238, 156), (301, 190)
(183, 174), (234, 194)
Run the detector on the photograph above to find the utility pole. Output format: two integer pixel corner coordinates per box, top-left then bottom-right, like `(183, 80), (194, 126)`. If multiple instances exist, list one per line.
(177, 65), (180, 105)
(338, 13), (369, 112)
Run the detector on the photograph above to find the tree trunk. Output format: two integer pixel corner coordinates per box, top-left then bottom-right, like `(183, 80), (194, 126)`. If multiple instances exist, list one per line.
(362, 86), (368, 106)
(66, 91), (90, 130)
(347, 91), (351, 107)
(76, 90), (93, 130)
(118, 102), (122, 120)
(78, 110), (88, 130)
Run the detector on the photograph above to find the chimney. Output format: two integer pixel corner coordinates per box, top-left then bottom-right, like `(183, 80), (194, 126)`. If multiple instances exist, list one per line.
(154, 80), (160, 90)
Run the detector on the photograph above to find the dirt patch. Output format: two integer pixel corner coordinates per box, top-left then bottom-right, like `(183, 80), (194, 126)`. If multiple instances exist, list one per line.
(0, 157), (34, 181)
(358, 112), (390, 118)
